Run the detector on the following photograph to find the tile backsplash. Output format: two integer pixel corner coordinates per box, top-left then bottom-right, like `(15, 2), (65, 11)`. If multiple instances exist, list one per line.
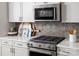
(10, 22), (79, 38)
(34, 22), (79, 37)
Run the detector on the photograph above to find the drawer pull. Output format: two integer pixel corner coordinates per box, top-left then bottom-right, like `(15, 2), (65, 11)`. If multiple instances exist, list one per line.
(3, 42), (8, 44)
(19, 17), (22, 21)
(12, 48), (15, 53)
(17, 44), (23, 46)
(10, 48), (13, 53)
(62, 51), (70, 54)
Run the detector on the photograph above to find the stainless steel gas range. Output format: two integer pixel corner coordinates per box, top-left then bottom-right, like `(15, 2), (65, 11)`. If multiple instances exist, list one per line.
(28, 35), (65, 56)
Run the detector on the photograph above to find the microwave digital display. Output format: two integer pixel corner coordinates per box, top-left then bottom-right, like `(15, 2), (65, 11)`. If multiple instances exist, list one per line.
(35, 7), (57, 20)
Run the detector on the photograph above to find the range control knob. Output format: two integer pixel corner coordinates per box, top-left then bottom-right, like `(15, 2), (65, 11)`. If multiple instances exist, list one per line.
(31, 44), (33, 47)
(48, 46), (51, 49)
(27, 43), (29, 46)
(39, 45), (41, 48)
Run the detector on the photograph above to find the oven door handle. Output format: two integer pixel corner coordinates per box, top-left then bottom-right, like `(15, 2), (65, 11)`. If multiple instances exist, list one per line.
(54, 7), (56, 20)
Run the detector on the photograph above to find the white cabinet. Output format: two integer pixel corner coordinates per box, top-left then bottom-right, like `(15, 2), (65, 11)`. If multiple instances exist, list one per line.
(57, 40), (79, 56)
(1, 40), (13, 56)
(13, 41), (28, 56)
(9, 2), (22, 22)
(0, 38), (28, 56)
(14, 47), (28, 56)
(57, 46), (79, 56)
(2, 45), (13, 56)
(23, 2), (34, 22)
(62, 2), (79, 23)
(9, 2), (34, 22)
(57, 47), (72, 56)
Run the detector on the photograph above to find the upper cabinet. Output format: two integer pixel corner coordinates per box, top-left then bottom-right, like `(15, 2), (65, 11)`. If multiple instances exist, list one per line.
(62, 2), (79, 23)
(9, 2), (22, 22)
(9, 2), (35, 22)
(23, 2), (34, 22)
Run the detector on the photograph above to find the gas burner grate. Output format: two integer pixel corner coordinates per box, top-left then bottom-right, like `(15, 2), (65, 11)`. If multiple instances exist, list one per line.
(30, 36), (65, 44)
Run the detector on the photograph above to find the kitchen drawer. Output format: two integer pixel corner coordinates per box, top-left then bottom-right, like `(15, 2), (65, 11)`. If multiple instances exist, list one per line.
(2, 40), (13, 45)
(14, 41), (27, 48)
(57, 52), (69, 56)
(57, 47), (76, 55)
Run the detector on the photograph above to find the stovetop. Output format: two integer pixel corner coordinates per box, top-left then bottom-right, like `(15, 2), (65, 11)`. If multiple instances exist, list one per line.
(30, 35), (65, 44)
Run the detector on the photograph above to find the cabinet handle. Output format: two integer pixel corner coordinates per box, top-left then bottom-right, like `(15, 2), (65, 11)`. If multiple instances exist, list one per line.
(57, 47), (61, 51)
(57, 47), (71, 54)
(10, 48), (15, 53)
(19, 17), (22, 21)
(13, 48), (15, 53)
(18, 43), (23, 46)
(4, 42), (8, 44)
(10, 48), (13, 53)
(62, 51), (70, 54)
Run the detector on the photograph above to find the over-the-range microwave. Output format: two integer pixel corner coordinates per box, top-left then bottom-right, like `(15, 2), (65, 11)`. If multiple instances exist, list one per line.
(34, 3), (61, 21)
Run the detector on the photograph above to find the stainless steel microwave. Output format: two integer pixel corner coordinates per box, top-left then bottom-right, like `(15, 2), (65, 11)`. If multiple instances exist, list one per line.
(34, 3), (61, 21)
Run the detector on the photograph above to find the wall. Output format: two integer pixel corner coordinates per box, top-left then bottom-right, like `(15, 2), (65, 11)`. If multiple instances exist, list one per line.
(0, 2), (9, 36)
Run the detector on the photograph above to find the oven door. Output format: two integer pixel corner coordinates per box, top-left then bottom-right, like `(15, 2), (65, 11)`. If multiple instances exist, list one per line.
(29, 47), (56, 56)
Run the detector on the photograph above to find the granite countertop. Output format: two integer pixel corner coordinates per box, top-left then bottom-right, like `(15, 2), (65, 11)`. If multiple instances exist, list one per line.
(0, 35), (40, 42)
(57, 39), (79, 49)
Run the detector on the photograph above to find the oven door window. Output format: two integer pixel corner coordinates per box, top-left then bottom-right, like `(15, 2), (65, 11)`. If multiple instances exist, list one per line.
(35, 7), (57, 20)
(29, 51), (51, 56)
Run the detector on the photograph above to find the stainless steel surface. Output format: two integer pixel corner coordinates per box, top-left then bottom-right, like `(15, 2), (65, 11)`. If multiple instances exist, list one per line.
(28, 41), (56, 50)
(28, 36), (65, 56)
(29, 48), (52, 55)
(29, 47), (56, 56)
(34, 3), (60, 21)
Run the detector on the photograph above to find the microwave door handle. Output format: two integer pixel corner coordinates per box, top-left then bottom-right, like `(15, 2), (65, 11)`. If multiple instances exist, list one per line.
(54, 8), (56, 20)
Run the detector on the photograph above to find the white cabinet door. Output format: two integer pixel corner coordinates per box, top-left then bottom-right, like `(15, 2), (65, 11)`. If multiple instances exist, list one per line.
(2, 45), (13, 56)
(14, 41), (28, 56)
(1, 40), (13, 56)
(14, 47), (29, 56)
(62, 2), (79, 23)
(9, 2), (22, 22)
(23, 2), (34, 22)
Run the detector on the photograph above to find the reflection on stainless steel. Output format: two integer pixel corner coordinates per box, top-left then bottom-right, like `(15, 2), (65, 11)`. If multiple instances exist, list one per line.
(28, 35), (65, 56)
